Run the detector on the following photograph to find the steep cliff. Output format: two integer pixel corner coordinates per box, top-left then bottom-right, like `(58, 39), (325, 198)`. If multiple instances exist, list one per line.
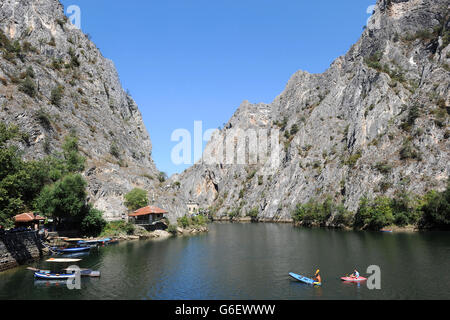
(0, 0), (159, 220)
(173, 0), (450, 221)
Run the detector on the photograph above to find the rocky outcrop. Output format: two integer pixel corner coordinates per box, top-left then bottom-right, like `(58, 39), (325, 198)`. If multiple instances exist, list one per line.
(0, 230), (44, 271)
(172, 0), (450, 220)
(0, 0), (160, 220)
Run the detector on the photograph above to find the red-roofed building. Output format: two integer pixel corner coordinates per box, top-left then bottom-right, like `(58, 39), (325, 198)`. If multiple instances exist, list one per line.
(14, 212), (45, 230)
(128, 206), (168, 225)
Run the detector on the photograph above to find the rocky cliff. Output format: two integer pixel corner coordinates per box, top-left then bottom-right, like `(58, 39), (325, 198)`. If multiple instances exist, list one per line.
(172, 0), (450, 221)
(0, 0), (160, 220)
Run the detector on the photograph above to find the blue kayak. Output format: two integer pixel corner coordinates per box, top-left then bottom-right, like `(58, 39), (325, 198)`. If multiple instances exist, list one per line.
(55, 246), (91, 253)
(289, 272), (322, 286)
(34, 272), (75, 280)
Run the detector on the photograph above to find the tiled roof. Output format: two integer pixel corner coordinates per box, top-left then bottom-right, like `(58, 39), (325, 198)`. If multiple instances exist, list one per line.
(15, 212), (45, 223)
(128, 206), (168, 217)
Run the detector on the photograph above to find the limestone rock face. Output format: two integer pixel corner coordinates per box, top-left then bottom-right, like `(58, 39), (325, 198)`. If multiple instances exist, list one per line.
(173, 0), (450, 220)
(0, 0), (159, 220)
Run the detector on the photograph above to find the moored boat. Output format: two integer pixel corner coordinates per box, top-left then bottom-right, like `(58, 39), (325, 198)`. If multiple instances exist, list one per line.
(34, 272), (75, 280)
(46, 258), (82, 263)
(53, 246), (91, 253)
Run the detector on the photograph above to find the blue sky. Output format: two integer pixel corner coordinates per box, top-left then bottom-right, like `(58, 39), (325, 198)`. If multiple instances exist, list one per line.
(60, 0), (375, 176)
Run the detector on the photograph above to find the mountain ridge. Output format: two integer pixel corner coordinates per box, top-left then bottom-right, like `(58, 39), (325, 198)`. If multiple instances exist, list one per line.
(0, 0), (160, 220)
(169, 0), (450, 221)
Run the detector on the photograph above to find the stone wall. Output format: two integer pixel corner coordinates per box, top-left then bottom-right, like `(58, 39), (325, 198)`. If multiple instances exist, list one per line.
(0, 231), (44, 272)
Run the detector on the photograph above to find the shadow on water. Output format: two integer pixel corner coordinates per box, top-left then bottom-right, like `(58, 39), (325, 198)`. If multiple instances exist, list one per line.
(0, 224), (449, 300)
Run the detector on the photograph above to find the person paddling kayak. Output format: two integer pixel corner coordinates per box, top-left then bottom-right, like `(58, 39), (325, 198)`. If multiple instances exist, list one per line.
(313, 269), (322, 284)
(350, 269), (360, 279)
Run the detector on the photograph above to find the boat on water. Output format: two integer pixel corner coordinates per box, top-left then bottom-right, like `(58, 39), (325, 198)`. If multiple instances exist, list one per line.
(34, 271), (75, 280)
(52, 246), (91, 254)
(46, 258), (82, 263)
(341, 276), (368, 282)
(57, 251), (90, 259)
(289, 272), (322, 286)
(34, 279), (69, 287)
(62, 238), (85, 243)
(77, 238), (117, 246)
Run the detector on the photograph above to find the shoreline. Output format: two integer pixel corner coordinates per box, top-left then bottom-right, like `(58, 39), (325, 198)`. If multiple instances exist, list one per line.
(116, 225), (210, 241)
(211, 217), (428, 233)
(0, 225), (209, 274)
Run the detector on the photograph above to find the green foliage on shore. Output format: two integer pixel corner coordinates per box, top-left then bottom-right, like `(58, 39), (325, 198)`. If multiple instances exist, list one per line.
(354, 197), (394, 230)
(167, 224), (178, 235)
(293, 181), (450, 231)
(247, 207), (259, 219)
(177, 215), (207, 228)
(420, 181), (450, 228)
(0, 123), (104, 235)
(0, 123), (56, 227)
(124, 188), (148, 211)
(81, 207), (107, 236)
(35, 174), (88, 220)
(100, 220), (135, 237)
(292, 197), (352, 227)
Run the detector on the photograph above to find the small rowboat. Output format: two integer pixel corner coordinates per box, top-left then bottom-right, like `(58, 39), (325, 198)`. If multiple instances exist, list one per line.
(46, 258), (82, 263)
(341, 276), (368, 282)
(63, 238), (85, 243)
(34, 280), (69, 287)
(54, 246), (91, 253)
(28, 267), (100, 278)
(34, 272), (75, 280)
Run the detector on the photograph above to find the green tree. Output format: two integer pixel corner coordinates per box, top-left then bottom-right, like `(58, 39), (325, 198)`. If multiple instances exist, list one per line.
(0, 124), (40, 225)
(292, 200), (321, 226)
(124, 188), (148, 211)
(62, 134), (85, 172)
(81, 206), (106, 236)
(0, 123), (101, 233)
(355, 196), (394, 230)
(35, 174), (88, 223)
(332, 204), (353, 227)
(420, 181), (450, 228)
(391, 192), (421, 226)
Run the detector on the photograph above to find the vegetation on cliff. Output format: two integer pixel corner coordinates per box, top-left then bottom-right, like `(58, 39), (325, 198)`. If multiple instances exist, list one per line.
(292, 182), (450, 230)
(124, 188), (149, 211)
(100, 220), (136, 238)
(177, 215), (208, 228)
(0, 123), (105, 234)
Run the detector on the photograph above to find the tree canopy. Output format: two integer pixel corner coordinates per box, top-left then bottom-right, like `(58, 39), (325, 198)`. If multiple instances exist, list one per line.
(124, 188), (149, 211)
(0, 122), (105, 235)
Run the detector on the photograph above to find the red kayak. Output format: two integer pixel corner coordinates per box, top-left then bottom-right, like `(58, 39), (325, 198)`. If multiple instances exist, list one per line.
(341, 276), (367, 282)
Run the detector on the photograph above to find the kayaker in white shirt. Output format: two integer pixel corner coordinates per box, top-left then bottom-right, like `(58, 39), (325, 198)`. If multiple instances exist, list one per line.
(350, 269), (360, 279)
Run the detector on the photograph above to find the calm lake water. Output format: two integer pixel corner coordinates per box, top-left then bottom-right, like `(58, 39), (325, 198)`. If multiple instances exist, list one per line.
(0, 223), (449, 300)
